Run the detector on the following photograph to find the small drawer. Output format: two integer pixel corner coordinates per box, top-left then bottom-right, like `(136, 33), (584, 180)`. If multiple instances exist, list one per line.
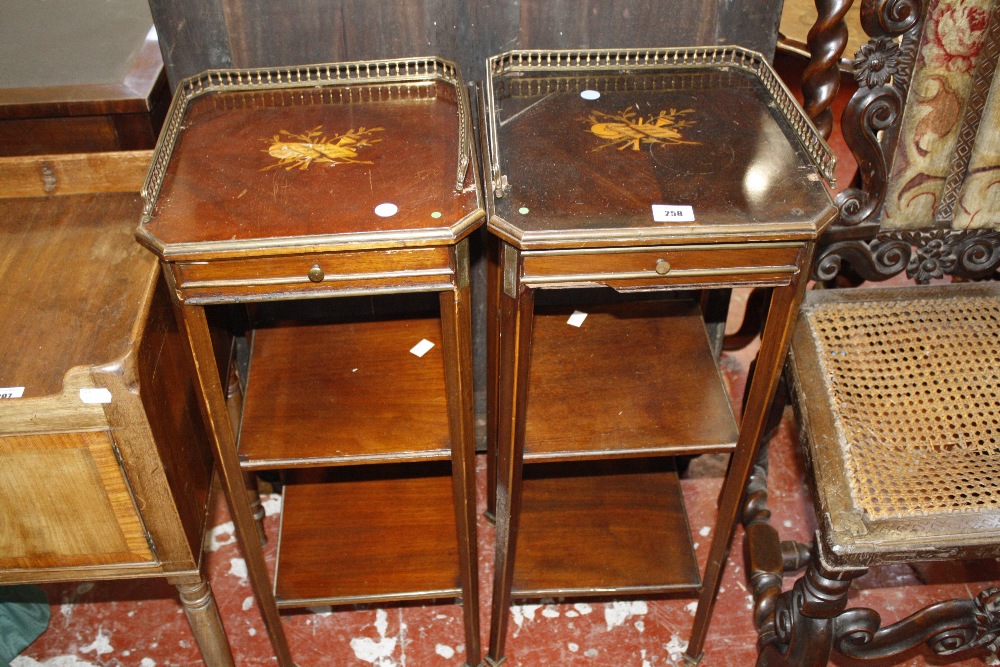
(521, 243), (804, 289)
(174, 247), (454, 302)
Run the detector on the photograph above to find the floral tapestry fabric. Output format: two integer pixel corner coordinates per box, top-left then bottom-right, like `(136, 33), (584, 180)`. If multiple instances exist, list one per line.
(952, 70), (999, 229)
(881, 0), (995, 230)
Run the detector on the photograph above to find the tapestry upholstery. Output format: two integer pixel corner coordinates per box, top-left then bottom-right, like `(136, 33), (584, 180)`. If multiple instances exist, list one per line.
(882, 0), (998, 231)
(953, 66), (999, 229)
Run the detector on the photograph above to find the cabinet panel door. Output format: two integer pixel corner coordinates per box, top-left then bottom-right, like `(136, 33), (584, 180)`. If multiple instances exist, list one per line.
(0, 431), (154, 569)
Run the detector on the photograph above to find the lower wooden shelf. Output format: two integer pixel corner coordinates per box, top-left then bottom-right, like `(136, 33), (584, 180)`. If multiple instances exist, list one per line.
(512, 458), (700, 598)
(274, 463), (461, 608)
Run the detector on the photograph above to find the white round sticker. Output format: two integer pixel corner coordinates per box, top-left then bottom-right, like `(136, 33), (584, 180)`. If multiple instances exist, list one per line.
(580, 90), (601, 101)
(374, 203), (398, 218)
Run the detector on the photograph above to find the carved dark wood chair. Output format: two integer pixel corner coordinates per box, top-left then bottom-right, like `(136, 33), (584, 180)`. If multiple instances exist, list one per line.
(743, 0), (1000, 664)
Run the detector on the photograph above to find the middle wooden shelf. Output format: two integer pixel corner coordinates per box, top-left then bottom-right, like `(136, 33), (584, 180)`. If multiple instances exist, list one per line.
(523, 298), (739, 461)
(237, 296), (454, 470)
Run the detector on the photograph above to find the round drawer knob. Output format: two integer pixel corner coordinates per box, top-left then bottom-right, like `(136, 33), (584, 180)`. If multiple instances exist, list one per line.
(655, 259), (671, 275)
(307, 265), (325, 283)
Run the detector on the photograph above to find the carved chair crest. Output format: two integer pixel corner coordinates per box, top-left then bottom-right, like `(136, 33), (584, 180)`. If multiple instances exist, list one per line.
(811, 0), (1000, 284)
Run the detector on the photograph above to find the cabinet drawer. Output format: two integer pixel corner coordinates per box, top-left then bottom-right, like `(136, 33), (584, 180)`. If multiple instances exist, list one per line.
(521, 243), (803, 289)
(0, 430), (154, 570)
(174, 247), (454, 302)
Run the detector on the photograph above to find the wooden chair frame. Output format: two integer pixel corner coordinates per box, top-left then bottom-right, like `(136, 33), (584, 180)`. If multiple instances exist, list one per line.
(741, 0), (1000, 664)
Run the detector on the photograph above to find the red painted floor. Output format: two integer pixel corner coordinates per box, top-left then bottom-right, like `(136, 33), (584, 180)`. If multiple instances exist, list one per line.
(13, 330), (1000, 666)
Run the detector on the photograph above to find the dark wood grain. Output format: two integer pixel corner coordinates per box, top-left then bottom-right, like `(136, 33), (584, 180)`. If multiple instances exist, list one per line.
(513, 0), (777, 54)
(513, 458), (700, 596)
(149, 1), (785, 86)
(275, 465), (461, 604)
(145, 81), (477, 254)
(524, 300), (738, 460)
(492, 69), (832, 247)
(147, 0), (233, 87)
(137, 276), (216, 559)
(340, 1), (469, 69)
(0, 117), (120, 156)
(238, 313), (452, 467)
(221, 0), (347, 70)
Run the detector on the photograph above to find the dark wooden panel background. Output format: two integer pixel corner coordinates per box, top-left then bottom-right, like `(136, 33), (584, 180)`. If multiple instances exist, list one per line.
(148, 0), (784, 87)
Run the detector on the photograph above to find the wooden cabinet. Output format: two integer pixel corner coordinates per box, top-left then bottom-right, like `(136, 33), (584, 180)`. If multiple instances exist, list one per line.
(0, 0), (168, 156)
(481, 47), (839, 666)
(138, 59), (483, 667)
(0, 152), (233, 664)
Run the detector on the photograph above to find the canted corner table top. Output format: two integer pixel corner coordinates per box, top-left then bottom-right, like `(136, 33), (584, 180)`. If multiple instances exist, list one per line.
(486, 49), (838, 249)
(140, 70), (482, 260)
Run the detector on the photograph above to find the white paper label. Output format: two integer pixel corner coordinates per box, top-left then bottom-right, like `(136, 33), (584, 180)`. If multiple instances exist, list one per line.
(652, 204), (695, 222)
(79, 388), (113, 404)
(409, 339), (435, 358)
(374, 203), (398, 217)
(0, 387), (25, 399)
(567, 311), (588, 328)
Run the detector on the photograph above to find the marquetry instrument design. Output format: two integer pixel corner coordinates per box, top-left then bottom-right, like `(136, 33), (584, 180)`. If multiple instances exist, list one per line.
(262, 125), (383, 170)
(586, 108), (699, 151)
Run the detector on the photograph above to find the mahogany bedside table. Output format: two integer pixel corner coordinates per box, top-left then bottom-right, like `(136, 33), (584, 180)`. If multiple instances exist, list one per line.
(137, 59), (484, 667)
(481, 47), (838, 666)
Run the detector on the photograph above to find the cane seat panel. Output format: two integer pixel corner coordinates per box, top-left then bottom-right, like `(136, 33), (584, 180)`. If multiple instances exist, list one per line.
(789, 283), (1000, 564)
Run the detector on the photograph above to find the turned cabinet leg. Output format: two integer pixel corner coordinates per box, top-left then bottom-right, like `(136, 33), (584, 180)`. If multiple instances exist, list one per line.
(174, 575), (236, 667)
(487, 250), (535, 666)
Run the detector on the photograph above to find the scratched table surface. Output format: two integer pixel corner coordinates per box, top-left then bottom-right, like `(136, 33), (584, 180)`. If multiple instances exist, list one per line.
(142, 78), (479, 253)
(489, 64), (833, 247)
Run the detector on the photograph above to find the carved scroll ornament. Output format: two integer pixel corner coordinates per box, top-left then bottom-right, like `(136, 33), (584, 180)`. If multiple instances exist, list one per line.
(814, 229), (1000, 283)
(835, 0), (925, 228)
